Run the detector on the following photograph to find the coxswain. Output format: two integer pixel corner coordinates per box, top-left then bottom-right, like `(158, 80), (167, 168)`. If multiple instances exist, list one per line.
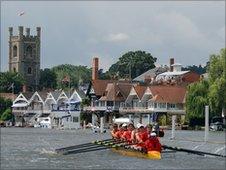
(110, 123), (119, 139)
(144, 132), (162, 153)
(146, 124), (153, 138)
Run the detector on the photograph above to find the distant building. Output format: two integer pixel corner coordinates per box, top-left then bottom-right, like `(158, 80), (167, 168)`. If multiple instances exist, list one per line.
(11, 89), (85, 129)
(8, 26), (41, 91)
(133, 67), (168, 83)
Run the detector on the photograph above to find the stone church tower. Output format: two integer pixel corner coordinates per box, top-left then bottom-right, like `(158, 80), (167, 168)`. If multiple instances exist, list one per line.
(8, 26), (41, 91)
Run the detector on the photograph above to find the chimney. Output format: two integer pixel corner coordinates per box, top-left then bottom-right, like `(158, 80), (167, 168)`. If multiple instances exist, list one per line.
(92, 57), (99, 80)
(170, 58), (174, 72)
(22, 85), (27, 93)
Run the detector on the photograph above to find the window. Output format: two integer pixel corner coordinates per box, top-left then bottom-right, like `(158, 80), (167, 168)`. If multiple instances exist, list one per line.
(27, 67), (32, 74)
(13, 67), (16, 73)
(159, 103), (166, 108)
(73, 116), (79, 123)
(100, 101), (105, 107)
(169, 104), (176, 108)
(26, 46), (32, 58)
(13, 45), (17, 57)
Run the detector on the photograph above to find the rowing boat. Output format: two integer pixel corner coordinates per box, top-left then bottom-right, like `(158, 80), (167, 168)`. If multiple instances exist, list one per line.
(95, 141), (161, 160)
(110, 146), (161, 160)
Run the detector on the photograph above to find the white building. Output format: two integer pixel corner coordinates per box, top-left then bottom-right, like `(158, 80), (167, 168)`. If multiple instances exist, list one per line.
(12, 89), (85, 129)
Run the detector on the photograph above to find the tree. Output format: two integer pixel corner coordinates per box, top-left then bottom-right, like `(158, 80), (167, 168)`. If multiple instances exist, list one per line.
(0, 97), (12, 117)
(182, 65), (206, 75)
(51, 64), (92, 89)
(186, 80), (209, 121)
(207, 48), (225, 83)
(185, 48), (226, 126)
(0, 108), (13, 121)
(108, 51), (157, 79)
(0, 72), (25, 94)
(207, 48), (226, 117)
(39, 68), (57, 90)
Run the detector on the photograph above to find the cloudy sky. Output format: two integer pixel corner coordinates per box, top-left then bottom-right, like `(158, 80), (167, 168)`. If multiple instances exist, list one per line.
(0, 1), (225, 71)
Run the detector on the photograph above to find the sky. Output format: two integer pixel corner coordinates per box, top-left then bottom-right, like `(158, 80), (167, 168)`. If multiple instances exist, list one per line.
(0, 1), (225, 71)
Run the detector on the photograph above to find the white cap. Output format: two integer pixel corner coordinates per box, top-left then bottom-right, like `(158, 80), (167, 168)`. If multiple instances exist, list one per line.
(122, 123), (127, 127)
(137, 123), (145, 129)
(150, 132), (156, 137)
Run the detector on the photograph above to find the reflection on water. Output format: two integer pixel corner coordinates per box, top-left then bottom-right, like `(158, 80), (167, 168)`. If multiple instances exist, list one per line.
(1, 128), (225, 169)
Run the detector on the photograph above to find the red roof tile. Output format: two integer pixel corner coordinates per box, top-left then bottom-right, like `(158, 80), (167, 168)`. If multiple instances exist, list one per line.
(149, 85), (186, 103)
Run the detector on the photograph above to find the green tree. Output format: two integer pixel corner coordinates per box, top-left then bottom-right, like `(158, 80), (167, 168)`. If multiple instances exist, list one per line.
(0, 108), (13, 121)
(51, 64), (92, 89)
(39, 68), (57, 90)
(0, 97), (12, 117)
(207, 48), (226, 117)
(186, 80), (209, 121)
(109, 51), (157, 79)
(0, 72), (25, 94)
(207, 48), (225, 83)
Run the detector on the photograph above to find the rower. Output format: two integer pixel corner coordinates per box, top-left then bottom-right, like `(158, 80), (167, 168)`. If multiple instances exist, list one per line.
(144, 132), (162, 153)
(110, 123), (119, 139)
(115, 123), (127, 140)
(122, 123), (135, 143)
(134, 123), (148, 150)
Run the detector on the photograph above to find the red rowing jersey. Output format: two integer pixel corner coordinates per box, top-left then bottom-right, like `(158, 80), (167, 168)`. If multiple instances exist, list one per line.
(145, 137), (162, 152)
(111, 129), (119, 139)
(122, 130), (132, 142)
(115, 130), (124, 139)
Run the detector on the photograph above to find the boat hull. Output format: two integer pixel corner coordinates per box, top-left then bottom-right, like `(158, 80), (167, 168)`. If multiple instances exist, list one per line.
(111, 147), (161, 160)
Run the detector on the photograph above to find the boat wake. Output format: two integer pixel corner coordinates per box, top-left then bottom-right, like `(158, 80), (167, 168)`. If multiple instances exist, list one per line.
(40, 148), (57, 155)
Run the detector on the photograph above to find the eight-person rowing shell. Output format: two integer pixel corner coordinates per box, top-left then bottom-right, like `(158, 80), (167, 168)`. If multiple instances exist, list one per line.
(110, 122), (164, 159)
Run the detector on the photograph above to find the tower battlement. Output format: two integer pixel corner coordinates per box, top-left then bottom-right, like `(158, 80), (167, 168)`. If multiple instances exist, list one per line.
(8, 26), (41, 91)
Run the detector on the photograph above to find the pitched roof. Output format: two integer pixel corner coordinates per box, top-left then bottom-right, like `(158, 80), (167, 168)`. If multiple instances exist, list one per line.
(99, 82), (133, 101)
(92, 79), (114, 96)
(133, 67), (168, 82)
(149, 85), (186, 103)
(0, 93), (17, 101)
(133, 85), (147, 99)
(21, 92), (33, 100)
(51, 91), (62, 100)
(37, 91), (49, 101)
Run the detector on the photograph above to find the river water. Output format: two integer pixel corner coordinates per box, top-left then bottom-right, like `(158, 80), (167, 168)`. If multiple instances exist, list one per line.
(1, 128), (225, 169)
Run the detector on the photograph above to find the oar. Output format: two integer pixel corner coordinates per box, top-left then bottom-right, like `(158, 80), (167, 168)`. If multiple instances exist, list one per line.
(63, 146), (113, 155)
(62, 142), (120, 155)
(61, 140), (127, 155)
(61, 139), (130, 155)
(162, 145), (226, 158)
(55, 138), (113, 153)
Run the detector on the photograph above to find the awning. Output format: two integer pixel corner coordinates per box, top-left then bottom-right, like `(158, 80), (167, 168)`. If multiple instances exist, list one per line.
(66, 100), (80, 104)
(114, 117), (131, 123)
(12, 103), (28, 107)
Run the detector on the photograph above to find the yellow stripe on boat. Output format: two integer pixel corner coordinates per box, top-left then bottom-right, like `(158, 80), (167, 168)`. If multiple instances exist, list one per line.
(147, 151), (161, 160)
(111, 147), (161, 160)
